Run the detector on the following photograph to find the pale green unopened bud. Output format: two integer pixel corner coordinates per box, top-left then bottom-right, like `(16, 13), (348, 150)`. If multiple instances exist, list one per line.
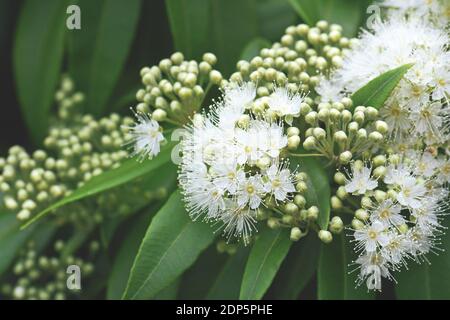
(374, 190), (387, 202)
(287, 135), (301, 150)
(318, 230), (333, 244)
(287, 127), (300, 137)
(307, 206), (319, 221)
(347, 121), (359, 133)
(294, 194), (306, 208)
(375, 121), (388, 134)
(267, 218), (280, 229)
(313, 128), (326, 140)
(365, 107), (378, 119)
(237, 114), (250, 128)
(284, 203), (299, 215)
(334, 172), (346, 185)
(296, 181), (307, 193)
(303, 136), (317, 150)
(369, 131), (383, 142)
(256, 156), (271, 170)
(330, 216), (344, 234)
(373, 166), (387, 179)
(17, 209), (31, 221)
(331, 196), (342, 210)
(336, 186), (348, 200)
(353, 111), (365, 124)
(290, 227), (303, 241)
(334, 131), (347, 143)
(209, 70), (222, 85)
(305, 111), (317, 125)
(355, 209), (369, 221)
(373, 155), (386, 167)
(339, 151), (352, 164)
(352, 218), (364, 230)
(361, 196), (372, 208)
(398, 224), (409, 234)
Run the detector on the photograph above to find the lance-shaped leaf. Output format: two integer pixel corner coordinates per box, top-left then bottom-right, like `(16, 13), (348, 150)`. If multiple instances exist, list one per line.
(22, 141), (176, 229)
(13, 0), (69, 144)
(351, 63), (414, 110)
(68, 0), (142, 116)
(240, 227), (292, 300)
(293, 157), (331, 231)
(122, 190), (215, 299)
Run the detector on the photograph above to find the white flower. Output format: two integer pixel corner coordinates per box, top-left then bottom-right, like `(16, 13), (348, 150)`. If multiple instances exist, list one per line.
(223, 82), (256, 110)
(236, 175), (266, 209)
(221, 202), (257, 245)
(264, 163), (296, 202)
(267, 87), (304, 121)
(409, 102), (445, 138)
(356, 253), (391, 291)
(380, 233), (410, 265)
(123, 111), (165, 160)
(370, 199), (405, 227)
(409, 151), (440, 178)
(354, 220), (390, 252)
(396, 176), (427, 209)
(266, 122), (288, 158)
(344, 163), (378, 195)
(211, 160), (245, 195)
(379, 99), (412, 140)
(384, 163), (412, 185)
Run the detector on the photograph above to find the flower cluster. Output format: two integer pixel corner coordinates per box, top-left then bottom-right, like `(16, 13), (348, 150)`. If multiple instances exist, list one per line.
(135, 52), (223, 126)
(335, 151), (449, 291)
(0, 76), (169, 224)
(0, 239), (97, 300)
(320, 17), (449, 146)
(179, 82), (321, 243)
(231, 21), (353, 97)
(380, 0), (450, 28)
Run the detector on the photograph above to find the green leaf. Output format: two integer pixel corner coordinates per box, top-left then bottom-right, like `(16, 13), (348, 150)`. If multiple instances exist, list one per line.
(68, 0), (141, 116)
(240, 227), (292, 300)
(257, 0), (298, 41)
(177, 245), (228, 299)
(318, 234), (374, 299)
(13, 0), (69, 144)
(165, 0), (209, 60)
(240, 38), (271, 61)
(107, 208), (155, 299)
(207, 248), (250, 300)
(0, 213), (35, 277)
(22, 141), (175, 229)
(122, 190), (216, 299)
(165, 0), (259, 75)
(395, 216), (450, 299)
(351, 63), (414, 110)
(288, 0), (371, 37)
(266, 232), (320, 299)
(295, 157), (331, 230)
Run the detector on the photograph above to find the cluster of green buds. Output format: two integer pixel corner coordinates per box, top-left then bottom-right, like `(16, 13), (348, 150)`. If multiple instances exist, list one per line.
(135, 52), (223, 126)
(0, 76), (169, 224)
(230, 20), (353, 96)
(300, 100), (389, 164)
(0, 239), (97, 300)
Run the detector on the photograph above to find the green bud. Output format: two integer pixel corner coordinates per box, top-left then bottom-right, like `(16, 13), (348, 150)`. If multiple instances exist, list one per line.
(318, 230), (333, 244)
(290, 227), (303, 241)
(329, 216), (344, 234)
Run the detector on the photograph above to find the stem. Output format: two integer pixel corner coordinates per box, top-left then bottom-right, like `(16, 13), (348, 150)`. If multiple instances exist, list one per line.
(289, 153), (326, 158)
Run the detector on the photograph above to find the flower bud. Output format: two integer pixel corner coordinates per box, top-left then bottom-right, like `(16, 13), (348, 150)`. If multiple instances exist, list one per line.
(375, 120), (388, 134)
(303, 136), (317, 150)
(307, 206), (319, 221)
(287, 135), (301, 150)
(209, 70), (223, 85)
(373, 166), (387, 179)
(267, 217), (280, 229)
(339, 151), (352, 164)
(287, 127), (300, 137)
(284, 203), (299, 215)
(334, 131), (347, 143)
(294, 194), (306, 208)
(334, 172), (346, 185)
(331, 196), (342, 210)
(296, 181), (308, 193)
(329, 216), (344, 234)
(318, 230), (333, 244)
(313, 127), (326, 140)
(336, 186), (348, 200)
(352, 218), (364, 230)
(290, 227), (303, 241)
(355, 208), (369, 221)
(369, 131), (383, 142)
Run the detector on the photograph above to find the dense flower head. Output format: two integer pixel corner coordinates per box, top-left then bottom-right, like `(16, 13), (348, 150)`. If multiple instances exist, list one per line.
(321, 16), (450, 147)
(380, 0), (450, 28)
(338, 151), (449, 291)
(179, 83), (305, 243)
